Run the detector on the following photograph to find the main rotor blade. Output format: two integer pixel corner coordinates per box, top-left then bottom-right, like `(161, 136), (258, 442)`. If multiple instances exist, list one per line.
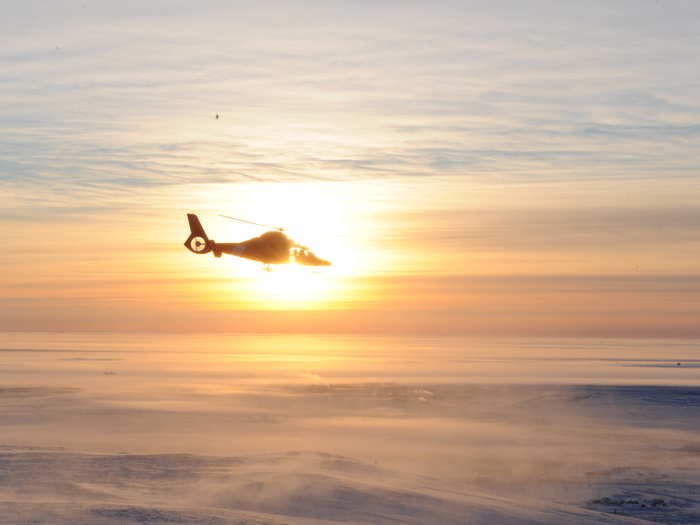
(219, 215), (284, 231)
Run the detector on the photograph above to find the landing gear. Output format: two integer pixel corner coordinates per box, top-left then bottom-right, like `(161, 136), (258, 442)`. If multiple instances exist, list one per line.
(263, 264), (272, 272)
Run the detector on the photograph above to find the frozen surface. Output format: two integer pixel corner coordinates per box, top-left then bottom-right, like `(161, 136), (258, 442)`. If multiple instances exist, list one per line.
(0, 333), (698, 524)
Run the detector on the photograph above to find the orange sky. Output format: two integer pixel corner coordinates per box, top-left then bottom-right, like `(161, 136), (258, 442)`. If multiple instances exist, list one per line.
(4, 177), (700, 336)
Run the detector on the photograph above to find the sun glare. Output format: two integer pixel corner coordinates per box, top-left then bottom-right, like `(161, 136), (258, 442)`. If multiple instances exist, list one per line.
(244, 265), (339, 309)
(182, 181), (379, 310)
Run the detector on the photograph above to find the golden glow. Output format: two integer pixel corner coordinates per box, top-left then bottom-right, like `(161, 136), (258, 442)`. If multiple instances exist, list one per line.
(231, 264), (346, 310)
(176, 180), (388, 310)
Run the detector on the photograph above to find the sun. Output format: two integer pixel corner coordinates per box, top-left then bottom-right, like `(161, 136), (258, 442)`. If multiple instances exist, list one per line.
(191, 180), (372, 310)
(245, 265), (339, 309)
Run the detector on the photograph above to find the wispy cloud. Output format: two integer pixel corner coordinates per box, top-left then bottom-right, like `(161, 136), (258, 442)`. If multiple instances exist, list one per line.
(2, 1), (700, 335)
(2, 1), (700, 204)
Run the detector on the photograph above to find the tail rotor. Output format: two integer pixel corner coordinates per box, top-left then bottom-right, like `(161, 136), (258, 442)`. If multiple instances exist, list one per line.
(184, 214), (213, 254)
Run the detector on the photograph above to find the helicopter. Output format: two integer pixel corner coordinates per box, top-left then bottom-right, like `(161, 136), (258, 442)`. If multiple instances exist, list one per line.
(184, 213), (331, 269)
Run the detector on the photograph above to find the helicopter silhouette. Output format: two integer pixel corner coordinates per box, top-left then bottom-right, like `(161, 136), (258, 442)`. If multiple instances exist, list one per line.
(184, 213), (330, 269)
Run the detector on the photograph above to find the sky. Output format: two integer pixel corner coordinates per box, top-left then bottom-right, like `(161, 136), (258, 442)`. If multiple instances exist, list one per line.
(2, 0), (700, 336)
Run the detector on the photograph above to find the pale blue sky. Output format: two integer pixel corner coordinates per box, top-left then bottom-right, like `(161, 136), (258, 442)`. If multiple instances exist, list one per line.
(2, 1), (699, 203)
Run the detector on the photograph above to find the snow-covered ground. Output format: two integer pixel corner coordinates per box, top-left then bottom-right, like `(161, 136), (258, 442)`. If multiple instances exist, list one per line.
(0, 333), (698, 524)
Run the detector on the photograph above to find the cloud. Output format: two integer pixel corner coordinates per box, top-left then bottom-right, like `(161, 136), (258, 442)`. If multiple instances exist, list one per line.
(386, 205), (700, 251)
(2, 1), (700, 206)
(2, 1), (699, 337)
(2, 274), (700, 336)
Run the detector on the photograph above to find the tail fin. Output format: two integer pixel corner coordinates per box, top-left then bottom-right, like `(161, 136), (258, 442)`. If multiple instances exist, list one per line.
(187, 214), (208, 240)
(184, 213), (212, 254)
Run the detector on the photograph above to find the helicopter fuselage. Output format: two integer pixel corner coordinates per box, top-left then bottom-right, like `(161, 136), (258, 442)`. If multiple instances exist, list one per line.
(210, 231), (292, 263)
